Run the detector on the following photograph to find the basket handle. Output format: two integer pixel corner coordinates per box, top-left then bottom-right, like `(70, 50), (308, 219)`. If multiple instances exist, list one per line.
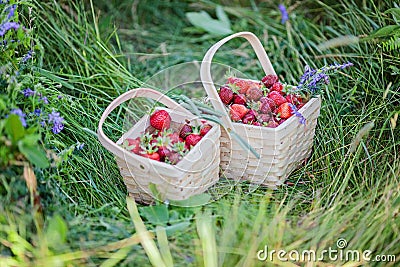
(200, 31), (276, 130)
(98, 88), (194, 159)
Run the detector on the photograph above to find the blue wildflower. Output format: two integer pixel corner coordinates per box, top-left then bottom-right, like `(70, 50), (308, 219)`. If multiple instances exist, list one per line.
(7, 4), (16, 20)
(0, 21), (19, 36)
(57, 95), (63, 99)
(297, 62), (353, 93)
(21, 50), (32, 63)
(52, 123), (64, 134)
(48, 110), (64, 134)
(10, 108), (27, 127)
(40, 96), (49, 104)
(278, 4), (289, 24)
(288, 103), (306, 125)
(33, 108), (41, 116)
(21, 88), (35, 97)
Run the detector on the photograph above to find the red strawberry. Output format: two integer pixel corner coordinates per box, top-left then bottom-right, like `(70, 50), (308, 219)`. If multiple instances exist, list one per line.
(233, 79), (251, 94)
(247, 109), (258, 117)
(261, 75), (279, 88)
(229, 104), (249, 122)
(179, 123), (193, 139)
(246, 87), (263, 101)
(260, 97), (277, 109)
(218, 86), (234, 104)
(200, 124), (212, 136)
(168, 132), (182, 144)
(166, 152), (181, 165)
(158, 146), (171, 161)
(233, 94), (247, 105)
(150, 110), (171, 130)
(259, 102), (271, 113)
(286, 94), (301, 105)
(142, 152), (160, 161)
(297, 103), (305, 110)
(242, 113), (255, 124)
(124, 138), (141, 154)
(227, 78), (261, 94)
(257, 113), (272, 124)
(227, 77), (238, 84)
(185, 134), (202, 147)
(252, 121), (261, 126)
(277, 102), (293, 119)
(271, 82), (284, 93)
(268, 91), (287, 106)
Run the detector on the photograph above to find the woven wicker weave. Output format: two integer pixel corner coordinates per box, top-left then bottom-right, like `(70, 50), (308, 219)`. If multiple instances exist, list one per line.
(201, 32), (321, 187)
(98, 88), (221, 204)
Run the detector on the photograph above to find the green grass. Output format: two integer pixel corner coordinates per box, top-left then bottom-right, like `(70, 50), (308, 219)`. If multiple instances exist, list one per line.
(1, 0), (399, 266)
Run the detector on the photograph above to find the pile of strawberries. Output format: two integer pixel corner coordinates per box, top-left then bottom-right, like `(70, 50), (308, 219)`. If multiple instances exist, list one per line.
(218, 75), (306, 127)
(122, 109), (212, 164)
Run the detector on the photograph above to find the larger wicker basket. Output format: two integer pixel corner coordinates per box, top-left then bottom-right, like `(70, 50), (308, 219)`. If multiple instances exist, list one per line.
(98, 88), (221, 204)
(200, 32), (321, 187)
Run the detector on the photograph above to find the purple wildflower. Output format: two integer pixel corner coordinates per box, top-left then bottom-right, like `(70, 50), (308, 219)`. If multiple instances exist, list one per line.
(21, 50), (32, 63)
(297, 62), (354, 93)
(57, 95), (63, 99)
(21, 88), (35, 97)
(0, 21), (19, 36)
(52, 123), (64, 134)
(278, 4), (289, 24)
(7, 4), (16, 20)
(298, 65), (316, 88)
(48, 110), (64, 134)
(10, 108), (27, 127)
(40, 96), (49, 104)
(33, 109), (41, 116)
(288, 103), (306, 125)
(320, 61), (354, 71)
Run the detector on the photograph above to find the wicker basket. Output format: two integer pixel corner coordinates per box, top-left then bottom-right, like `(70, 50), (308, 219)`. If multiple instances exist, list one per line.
(98, 88), (221, 204)
(200, 32), (321, 187)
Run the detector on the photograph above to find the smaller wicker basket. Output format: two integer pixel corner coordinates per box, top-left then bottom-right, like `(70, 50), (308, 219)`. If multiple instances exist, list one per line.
(200, 32), (321, 187)
(98, 88), (221, 204)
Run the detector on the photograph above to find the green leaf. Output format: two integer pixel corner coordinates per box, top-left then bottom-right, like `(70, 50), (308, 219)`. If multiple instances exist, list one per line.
(5, 115), (25, 144)
(368, 25), (400, 38)
(149, 183), (163, 202)
(35, 68), (74, 89)
(164, 221), (191, 236)
(384, 8), (400, 23)
(26, 126), (40, 135)
(139, 204), (169, 225)
(216, 6), (230, 28)
(169, 193), (211, 207)
(0, 98), (6, 111)
(45, 215), (68, 248)
(186, 10), (232, 36)
(18, 142), (49, 168)
(20, 134), (41, 146)
(156, 226), (174, 267)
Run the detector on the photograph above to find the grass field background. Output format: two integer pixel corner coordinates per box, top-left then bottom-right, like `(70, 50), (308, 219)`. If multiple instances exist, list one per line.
(1, 0), (399, 266)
